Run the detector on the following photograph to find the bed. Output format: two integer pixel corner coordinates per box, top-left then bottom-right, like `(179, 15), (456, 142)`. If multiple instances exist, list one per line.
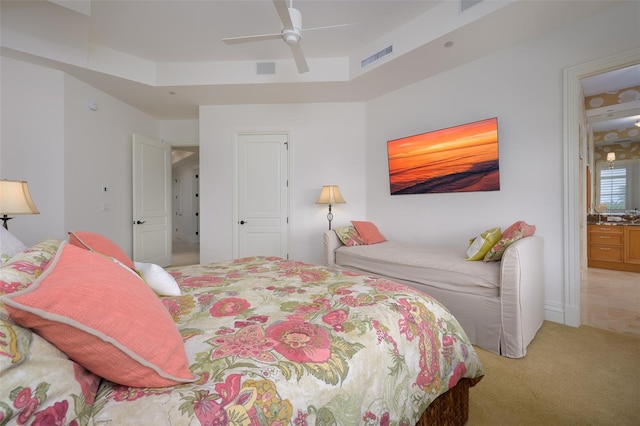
(0, 233), (484, 425)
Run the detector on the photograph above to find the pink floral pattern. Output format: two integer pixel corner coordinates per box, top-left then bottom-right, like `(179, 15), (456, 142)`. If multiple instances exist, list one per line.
(2, 251), (483, 425)
(1, 238), (101, 426)
(0, 239), (60, 300)
(0, 321), (100, 426)
(210, 324), (277, 362)
(209, 297), (250, 317)
(266, 320), (331, 363)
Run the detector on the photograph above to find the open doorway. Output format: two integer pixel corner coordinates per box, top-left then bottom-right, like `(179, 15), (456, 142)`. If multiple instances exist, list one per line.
(171, 146), (200, 266)
(579, 65), (640, 336)
(563, 49), (639, 328)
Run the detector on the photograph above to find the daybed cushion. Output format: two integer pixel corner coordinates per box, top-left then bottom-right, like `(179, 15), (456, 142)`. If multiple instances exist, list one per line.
(336, 241), (501, 297)
(351, 221), (386, 244)
(68, 230), (135, 269)
(3, 241), (194, 387)
(484, 221), (536, 262)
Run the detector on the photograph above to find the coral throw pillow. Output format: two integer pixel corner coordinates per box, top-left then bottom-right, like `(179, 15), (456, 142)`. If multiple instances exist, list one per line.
(68, 231), (135, 269)
(484, 221), (536, 262)
(351, 221), (386, 244)
(4, 242), (194, 387)
(333, 226), (365, 246)
(465, 227), (501, 261)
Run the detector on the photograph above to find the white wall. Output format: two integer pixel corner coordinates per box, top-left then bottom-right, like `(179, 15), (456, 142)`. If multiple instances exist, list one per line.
(63, 74), (159, 253)
(199, 103), (366, 264)
(365, 1), (640, 320)
(0, 57), (65, 245)
(160, 119), (199, 145)
(1, 57), (159, 252)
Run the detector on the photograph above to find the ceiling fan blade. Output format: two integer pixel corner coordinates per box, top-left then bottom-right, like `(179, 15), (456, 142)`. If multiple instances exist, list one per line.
(302, 23), (358, 33)
(222, 33), (283, 44)
(290, 43), (309, 74)
(272, 0), (293, 29)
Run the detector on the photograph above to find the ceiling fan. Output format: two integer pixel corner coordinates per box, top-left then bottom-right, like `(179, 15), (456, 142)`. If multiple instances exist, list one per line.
(222, 0), (354, 74)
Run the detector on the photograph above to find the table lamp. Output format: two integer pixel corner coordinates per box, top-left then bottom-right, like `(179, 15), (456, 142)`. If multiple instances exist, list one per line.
(0, 180), (40, 230)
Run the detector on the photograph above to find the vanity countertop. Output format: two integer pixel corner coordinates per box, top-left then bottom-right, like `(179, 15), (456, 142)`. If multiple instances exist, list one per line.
(589, 222), (640, 226)
(587, 214), (640, 226)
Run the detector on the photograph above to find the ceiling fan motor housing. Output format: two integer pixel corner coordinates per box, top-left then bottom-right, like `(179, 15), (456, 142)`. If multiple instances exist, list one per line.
(282, 7), (302, 45)
(288, 7), (302, 29)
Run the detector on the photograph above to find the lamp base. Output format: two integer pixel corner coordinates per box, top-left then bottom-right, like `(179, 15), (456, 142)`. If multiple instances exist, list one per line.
(1, 215), (12, 230)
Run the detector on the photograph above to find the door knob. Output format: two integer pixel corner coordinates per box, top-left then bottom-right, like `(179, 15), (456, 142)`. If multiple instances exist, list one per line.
(136, 220), (146, 225)
(240, 220), (247, 225)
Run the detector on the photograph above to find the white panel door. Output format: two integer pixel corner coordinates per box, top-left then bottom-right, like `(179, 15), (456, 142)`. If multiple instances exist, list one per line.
(132, 134), (172, 266)
(236, 133), (289, 258)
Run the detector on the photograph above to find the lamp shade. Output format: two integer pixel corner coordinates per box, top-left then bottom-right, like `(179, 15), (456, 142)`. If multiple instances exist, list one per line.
(315, 185), (346, 205)
(0, 180), (40, 215)
(606, 152), (616, 162)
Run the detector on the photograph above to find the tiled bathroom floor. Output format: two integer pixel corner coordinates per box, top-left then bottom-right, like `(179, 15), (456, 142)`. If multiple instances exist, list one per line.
(581, 267), (640, 337)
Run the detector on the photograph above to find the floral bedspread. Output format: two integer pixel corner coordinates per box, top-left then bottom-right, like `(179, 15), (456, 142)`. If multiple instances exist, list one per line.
(89, 257), (484, 425)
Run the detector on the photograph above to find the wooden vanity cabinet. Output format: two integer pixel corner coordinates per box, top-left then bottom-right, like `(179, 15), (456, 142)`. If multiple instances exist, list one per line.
(626, 226), (640, 266)
(587, 224), (640, 272)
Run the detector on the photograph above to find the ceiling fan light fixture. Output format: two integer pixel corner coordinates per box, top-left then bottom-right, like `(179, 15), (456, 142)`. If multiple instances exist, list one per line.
(283, 30), (300, 45)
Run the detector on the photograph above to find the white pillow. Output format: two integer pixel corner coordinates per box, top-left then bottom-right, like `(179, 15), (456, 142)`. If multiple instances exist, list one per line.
(134, 261), (181, 296)
(0, 227), (27, 263)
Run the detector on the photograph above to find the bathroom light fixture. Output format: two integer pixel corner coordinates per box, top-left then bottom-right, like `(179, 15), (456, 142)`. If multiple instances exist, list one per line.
(607, 152), (615, 169)
(315, 185), (345, 230)
(0, 180), (40, 230)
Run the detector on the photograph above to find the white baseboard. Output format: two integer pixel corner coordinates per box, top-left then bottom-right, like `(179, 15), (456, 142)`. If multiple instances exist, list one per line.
(544, 301), (566, 325)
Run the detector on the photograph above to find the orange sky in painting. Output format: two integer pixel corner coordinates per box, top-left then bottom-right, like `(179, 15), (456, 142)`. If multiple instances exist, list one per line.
(388, 118), (498, 192)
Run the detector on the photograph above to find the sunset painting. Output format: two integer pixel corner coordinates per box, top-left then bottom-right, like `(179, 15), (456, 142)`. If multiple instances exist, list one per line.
(387, 118), (500, 195)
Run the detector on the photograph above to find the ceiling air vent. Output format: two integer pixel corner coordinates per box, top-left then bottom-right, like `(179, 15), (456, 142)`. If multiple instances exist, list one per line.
(361, 45), (393, 69)
(461, 0), (482, 12)
(257, 62), (276, 75)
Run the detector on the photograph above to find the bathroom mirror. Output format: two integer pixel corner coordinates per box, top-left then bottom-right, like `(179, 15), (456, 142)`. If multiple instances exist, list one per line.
(587, 110), (640, 213)
(583, 65), (640, 214)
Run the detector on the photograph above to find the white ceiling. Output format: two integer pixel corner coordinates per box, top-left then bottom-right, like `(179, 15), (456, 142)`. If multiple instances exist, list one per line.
(0, 0), (630, 119)
(88, 0), (439, 63)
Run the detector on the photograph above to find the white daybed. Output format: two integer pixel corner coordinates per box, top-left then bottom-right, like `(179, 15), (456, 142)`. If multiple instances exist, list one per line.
(323, 230), (544, 358)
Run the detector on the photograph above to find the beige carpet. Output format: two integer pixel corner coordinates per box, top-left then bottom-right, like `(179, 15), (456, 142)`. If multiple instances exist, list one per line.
(468, 321), (640, 425)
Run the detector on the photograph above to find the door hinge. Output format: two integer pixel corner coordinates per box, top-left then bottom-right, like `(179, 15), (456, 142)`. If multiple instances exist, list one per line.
(286, 253), (289, 260)
(286, 217), (289, 224)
